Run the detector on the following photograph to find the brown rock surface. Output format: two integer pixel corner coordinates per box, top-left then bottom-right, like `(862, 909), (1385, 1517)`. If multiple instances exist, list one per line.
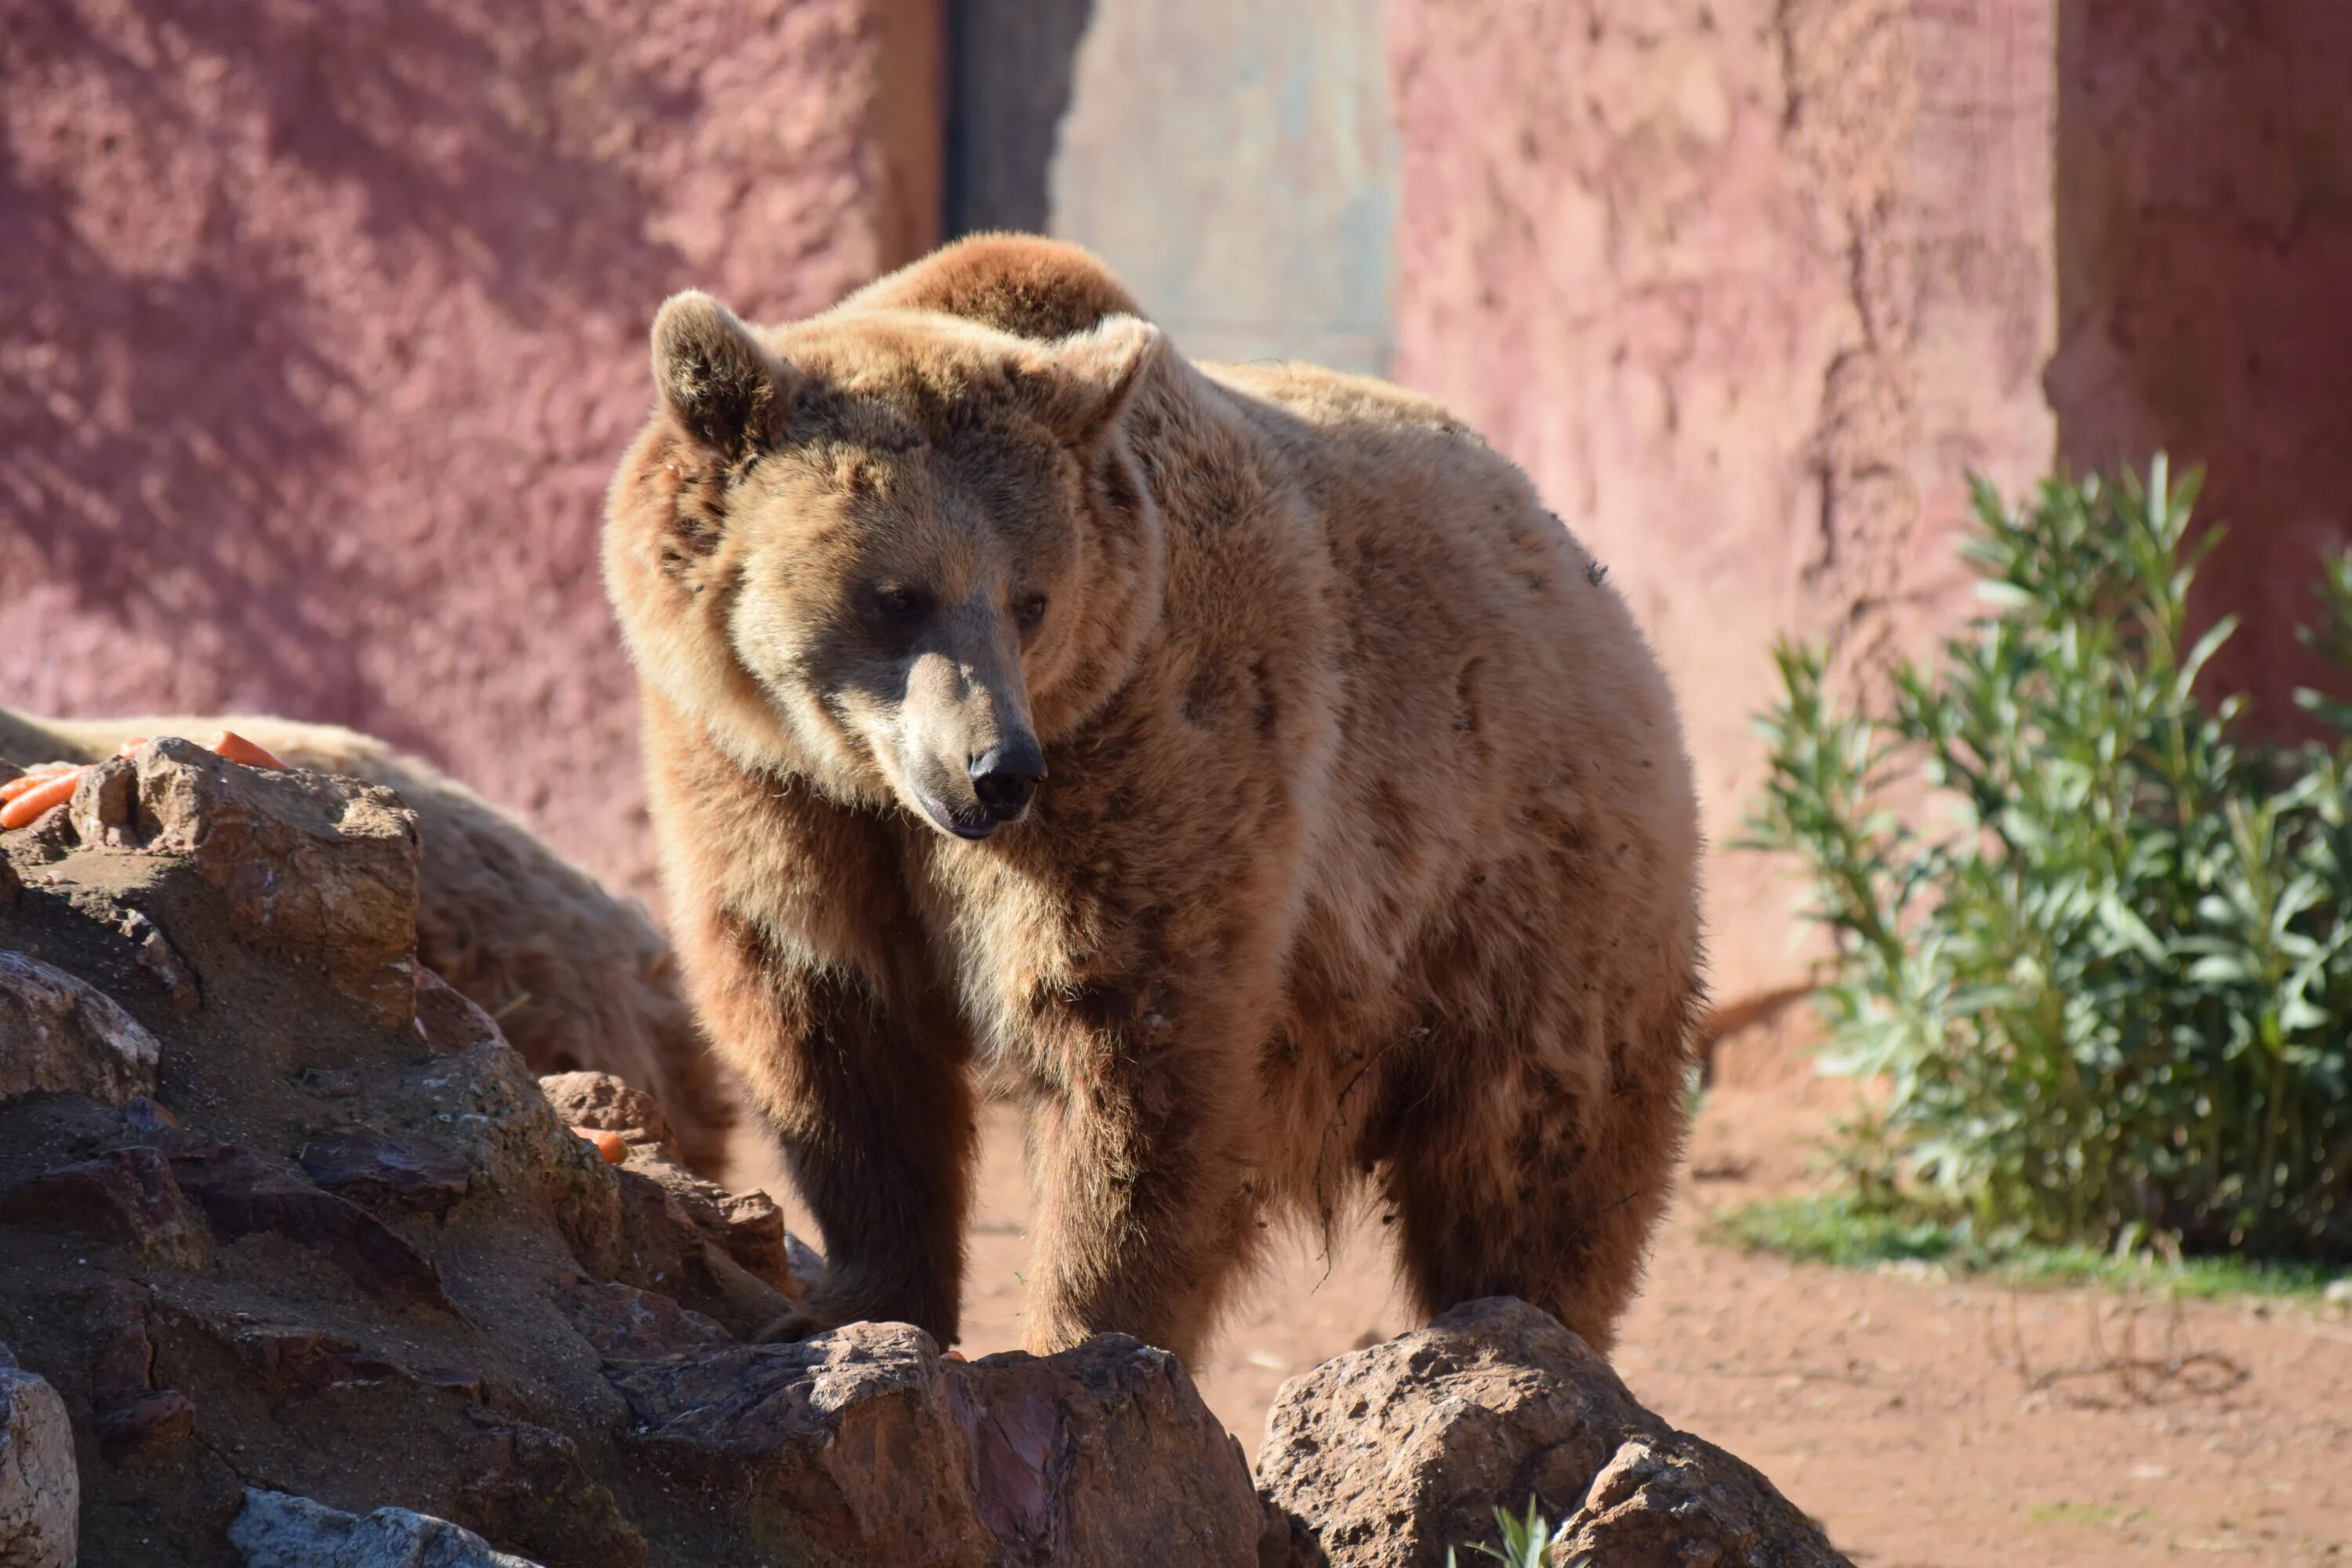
(127, 737), (423, 1025)
(0, 1350), (78, 1568)
(539, 1069), (673, 1151)
(1259, 1297), (1850, 1568)
(2, 706), (738, 1178)
(0, 947), (161, 1108)
(0, 1145), (213, 1268)
(612, 1325), (1268, 1568)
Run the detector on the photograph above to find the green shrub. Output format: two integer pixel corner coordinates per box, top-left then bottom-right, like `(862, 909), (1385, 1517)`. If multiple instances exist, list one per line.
(1741, 457), (2352, 1261)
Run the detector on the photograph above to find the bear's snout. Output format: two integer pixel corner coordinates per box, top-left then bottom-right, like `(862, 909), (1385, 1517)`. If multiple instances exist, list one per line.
(969, 739), (1046, 823)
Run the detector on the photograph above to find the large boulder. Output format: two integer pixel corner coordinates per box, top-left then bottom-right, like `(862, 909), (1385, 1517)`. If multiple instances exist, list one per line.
(611, 1324), (1267, 1568)
(228, 1487), (543, 1568)
(0, 1350), (78, 1568)
(1259, 1298), (1852, 1568)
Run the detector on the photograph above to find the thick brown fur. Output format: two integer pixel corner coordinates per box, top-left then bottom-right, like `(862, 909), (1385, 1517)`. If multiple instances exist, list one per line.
(0, 707), (736, 1177)
(604, 234), (1705, 1361)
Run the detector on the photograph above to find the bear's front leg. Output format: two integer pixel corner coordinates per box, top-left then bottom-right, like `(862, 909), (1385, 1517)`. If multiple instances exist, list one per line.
(1018, 987), (1263, 1363)
(693, 916), (977, 1348)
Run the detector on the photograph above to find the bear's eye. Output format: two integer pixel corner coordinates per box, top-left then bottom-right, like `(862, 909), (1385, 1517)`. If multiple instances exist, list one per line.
(1016, 593), (1049, 630)
(876, 586), (930, 625)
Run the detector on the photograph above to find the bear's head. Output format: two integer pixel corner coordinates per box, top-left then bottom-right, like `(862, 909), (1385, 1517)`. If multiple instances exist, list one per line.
(604, 291), (1165, 840)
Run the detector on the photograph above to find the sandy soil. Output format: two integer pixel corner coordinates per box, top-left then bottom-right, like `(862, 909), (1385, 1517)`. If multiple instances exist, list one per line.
(738, 1024), (2352, 1567)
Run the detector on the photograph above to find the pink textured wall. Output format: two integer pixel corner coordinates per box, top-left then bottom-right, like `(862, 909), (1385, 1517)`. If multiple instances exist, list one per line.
(1388, 0), (2060, 1014)
(2, 0), (936, 903)
(2051, 0), (2352, 727)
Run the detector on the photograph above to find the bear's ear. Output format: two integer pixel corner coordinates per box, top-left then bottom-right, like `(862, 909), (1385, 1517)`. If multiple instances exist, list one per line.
(650, 290), (797, 457)
(1016, 314), (1163, 450)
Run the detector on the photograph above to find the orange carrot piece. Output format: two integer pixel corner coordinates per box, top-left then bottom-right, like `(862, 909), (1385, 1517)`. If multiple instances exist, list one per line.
(0, 768), (85, 829)
(2, 761), (82, 800)
(208, 731), (288, 771)
(115, 736), (149, 758)
(574, 1127), (626, 1165)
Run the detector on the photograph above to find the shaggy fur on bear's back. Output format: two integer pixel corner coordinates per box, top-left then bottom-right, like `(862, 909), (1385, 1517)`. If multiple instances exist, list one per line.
(0, 707), (735, 1176)
(604, 234), (1704, 1361)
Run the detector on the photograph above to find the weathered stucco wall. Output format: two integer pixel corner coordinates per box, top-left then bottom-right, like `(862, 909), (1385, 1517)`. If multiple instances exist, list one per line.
(1, 0), (937, 902)
(2051, 0), (2352, 727)
(1388, 0), (2060, 1013)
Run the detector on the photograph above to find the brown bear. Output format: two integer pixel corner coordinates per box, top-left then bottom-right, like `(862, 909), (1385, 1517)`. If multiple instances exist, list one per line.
(603, 234), (1704, 1362)
(0, 706), (736, 1175)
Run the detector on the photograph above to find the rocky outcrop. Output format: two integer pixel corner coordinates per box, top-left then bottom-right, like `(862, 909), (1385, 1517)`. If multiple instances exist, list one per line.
(4, 704), (742, 1177)
(0, 1350), (78, 1568)
(1259, 1297), (1851, 1567)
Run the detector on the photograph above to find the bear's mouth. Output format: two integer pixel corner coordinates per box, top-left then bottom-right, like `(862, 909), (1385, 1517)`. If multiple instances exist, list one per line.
(914, 791), (1004, 841)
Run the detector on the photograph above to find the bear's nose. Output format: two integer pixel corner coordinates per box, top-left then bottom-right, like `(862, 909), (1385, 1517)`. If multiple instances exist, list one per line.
(969, 742), (1046, 822)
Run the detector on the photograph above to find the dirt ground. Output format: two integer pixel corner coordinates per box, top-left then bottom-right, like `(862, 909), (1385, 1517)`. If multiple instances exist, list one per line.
(736, 1024), (2352, 1568)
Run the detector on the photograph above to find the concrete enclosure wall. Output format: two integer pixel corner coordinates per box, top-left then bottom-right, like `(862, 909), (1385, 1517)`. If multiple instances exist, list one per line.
(2050, 0), (2352, 728)
(2, 0), (938, 903)
(1387, 0), (2060, 1012)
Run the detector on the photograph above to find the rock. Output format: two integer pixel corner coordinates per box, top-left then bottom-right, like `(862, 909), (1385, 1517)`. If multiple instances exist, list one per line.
(0, 1351), (78, 1568)
(0, 948), (162, 1108)
(398, 1036), (627, 1283)
(217, 1325), (407, 1403)
(447, 1410), (646, 1568)
(228, 1487), (545, 1568)
(613, 1323), (996, 1566)
(95, 1388), (198, 1465)
(559, 1281), (732, 1363)
(0, 851), (19, 908)
(147, 1137), (458, 1314)
(1258, 1298), (1850, 1568)
(415, 971), (500, 1056)
(617, 1139), (811, 1299)
(299, 1132), (472, 1216)
(129, 737), (422, 1025)
(605, 1161), (796, 1338)
(89, 902), (202, 1014)
(610, 1322), (1265, 1568)
(537, 1070), (671, 1151)
(0, 1145), (214, 1267)
(959, 1334), (1267, 1567)
(68, 756), (138, 848)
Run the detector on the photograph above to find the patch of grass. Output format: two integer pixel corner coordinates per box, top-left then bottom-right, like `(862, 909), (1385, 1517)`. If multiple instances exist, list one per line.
(1711, 1194), (2351, 1301)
